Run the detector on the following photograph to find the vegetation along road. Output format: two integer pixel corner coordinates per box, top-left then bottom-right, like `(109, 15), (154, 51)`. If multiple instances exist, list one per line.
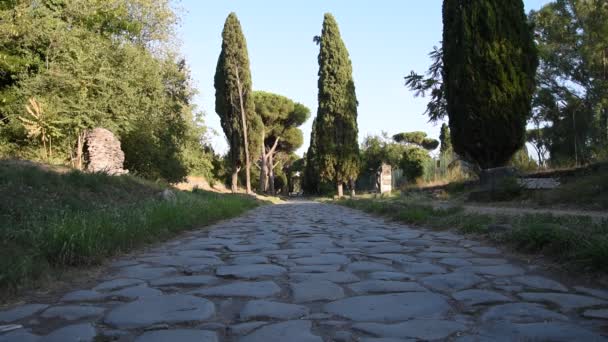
(1, 202), (607, 341)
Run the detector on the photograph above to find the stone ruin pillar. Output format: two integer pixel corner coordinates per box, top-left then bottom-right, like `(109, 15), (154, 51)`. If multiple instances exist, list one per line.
(84, 128), (128, 175)
(379, 163), (392, 194)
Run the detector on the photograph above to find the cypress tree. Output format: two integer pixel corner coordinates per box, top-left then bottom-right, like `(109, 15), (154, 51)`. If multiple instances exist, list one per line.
(314, 13), (360, 197)
(214, 13), (261, 193)
(442, 0), (538, 169)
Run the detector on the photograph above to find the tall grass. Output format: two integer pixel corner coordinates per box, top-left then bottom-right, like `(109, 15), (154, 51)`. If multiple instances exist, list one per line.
(0, 161), (262, 294)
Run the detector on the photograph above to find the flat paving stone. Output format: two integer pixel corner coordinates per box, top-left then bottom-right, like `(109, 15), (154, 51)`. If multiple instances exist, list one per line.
(292, 254), (350, 265)
(227, 243), (278, 252)
(583, 309), (608, 320)
(104, 294), (214, 329)
(401, 262), (447, 274)
(452, 289), (513, 306)
(369, 254), (416, 263)
(359, 339), (416, 342)
(150, 275), (219, 287)
(472, 321), (608, 342)
(134, 329), (218, 342)
(346, 261), (395, 273)
(481, 303), (568, 323)
(108, 285), (162, 300)
(470, 247), (501, 255)
(417, 251), (474, 259)
(291, 280), (344, 303)
(368, 272), (413, 281)
(115, 265), (177, 280)
(574, 286), (608, 300)
(439, 258), (473, 267)
(386, 231), (421, 240)
(348, 280), (427, 294)
(229, 322), (268, 335)
(290, 265), (340, 273)
(513, 275), (568, 292)
(93, 278), (144, 292)
(366, 245), (407, 254)
(239, 320), (322, 342)
(0, 304), (48, 323)
(190, 281), (281, 298)
(353, 320), (466, 340)
(216, 265), (287, 279)
(40, 305), (105, 321)
(468, 258), (507, 266)
(240, 300), (309, 320)
(231, 256), (269, 265)
(44, 323), (96, 342)
(0, 329), (39, 342)
(141, 255), (223, 267)
(420, 272), (484, 292)
(177, 250), (219, 258)
(428, 246), (469, 253)
(290, 272), (360, 284)
(324, 293), (450, 322)
(463, 265), (526, 277)
(518, 292), (608, 311)
(61, 290), (106, 303)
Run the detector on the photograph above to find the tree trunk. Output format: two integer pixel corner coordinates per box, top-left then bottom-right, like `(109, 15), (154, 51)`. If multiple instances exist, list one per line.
(266, 137), (280, 195)
(269, 152), (276, 195)
(259, 133), (268, 194)
(349, 178), (356, 198)
(337, 183), (344, 198)
(76, 131), (85, 170)
(231, 166), (240, 193)
(48, 136), (52, 160)
(235, 67), (252, 194)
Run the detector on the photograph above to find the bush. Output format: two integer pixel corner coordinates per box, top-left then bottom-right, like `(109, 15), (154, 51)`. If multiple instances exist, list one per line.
(399, 147), (431, 183)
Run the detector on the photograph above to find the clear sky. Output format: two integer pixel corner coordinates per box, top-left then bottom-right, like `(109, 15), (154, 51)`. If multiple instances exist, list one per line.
(178, 0), (551, 156)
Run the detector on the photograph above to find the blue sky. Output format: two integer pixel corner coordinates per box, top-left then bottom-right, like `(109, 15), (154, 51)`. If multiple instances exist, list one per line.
(178, 0), (551, 156)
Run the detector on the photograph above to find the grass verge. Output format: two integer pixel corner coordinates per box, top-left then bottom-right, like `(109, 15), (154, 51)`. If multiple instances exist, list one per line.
(336, 196), (608, 273)
(0, 160), (263, 297)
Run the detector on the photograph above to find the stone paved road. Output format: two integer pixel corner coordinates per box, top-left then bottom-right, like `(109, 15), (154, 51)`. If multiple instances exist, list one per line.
(2, 202), (608, 341)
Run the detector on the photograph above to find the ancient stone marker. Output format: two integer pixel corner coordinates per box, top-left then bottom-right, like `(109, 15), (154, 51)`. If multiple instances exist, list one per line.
(380, 164), (392, 194)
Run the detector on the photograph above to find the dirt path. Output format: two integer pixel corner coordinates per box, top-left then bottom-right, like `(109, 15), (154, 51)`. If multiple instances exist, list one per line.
(1, 202), (607, 341)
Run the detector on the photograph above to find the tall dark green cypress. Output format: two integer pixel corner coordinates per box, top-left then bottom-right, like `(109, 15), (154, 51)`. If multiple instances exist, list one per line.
(313, 13), (360, 197)
(442, 0), (538, 169)
(214, 13), (261, 193)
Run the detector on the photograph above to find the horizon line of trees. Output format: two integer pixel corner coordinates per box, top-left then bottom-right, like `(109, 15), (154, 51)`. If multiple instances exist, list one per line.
(2, 0), (604, 198)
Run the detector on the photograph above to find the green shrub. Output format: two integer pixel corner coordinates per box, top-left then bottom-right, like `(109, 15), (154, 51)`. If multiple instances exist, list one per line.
(400, 147), (431, 183)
